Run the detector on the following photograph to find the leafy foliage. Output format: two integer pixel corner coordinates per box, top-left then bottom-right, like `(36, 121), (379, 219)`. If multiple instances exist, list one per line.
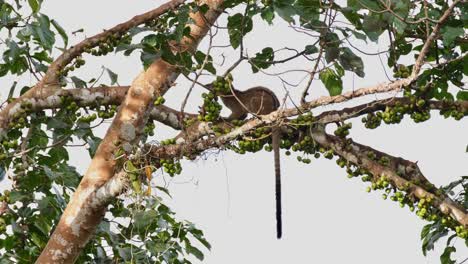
(0, 0), (467, 263)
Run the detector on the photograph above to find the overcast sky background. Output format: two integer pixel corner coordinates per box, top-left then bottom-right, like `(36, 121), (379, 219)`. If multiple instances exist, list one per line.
(1, 0), (467, 263)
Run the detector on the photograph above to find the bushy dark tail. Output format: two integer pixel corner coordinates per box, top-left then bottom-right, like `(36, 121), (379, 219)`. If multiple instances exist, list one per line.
(272, 129), (282, 239)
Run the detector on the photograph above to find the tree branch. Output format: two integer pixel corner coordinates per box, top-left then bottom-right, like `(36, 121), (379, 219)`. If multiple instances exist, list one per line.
(0, 0), (186, 140)
(36, 1), (224, 262)
(314, 97), (468, 124)
(310, 128), (468, 227)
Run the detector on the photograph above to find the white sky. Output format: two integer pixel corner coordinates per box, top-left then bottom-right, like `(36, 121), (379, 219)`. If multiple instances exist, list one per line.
(0, 0), (467, 263)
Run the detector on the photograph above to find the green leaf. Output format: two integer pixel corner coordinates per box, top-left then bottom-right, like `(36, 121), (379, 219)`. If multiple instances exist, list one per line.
(325, 47), (340, 62)
(338, 47), (365, 77)
(184, 240), (204, 261)
(249, 47), (274, 73)
(7, 81), (17, 100)
(70, 76), (87, 88)
(442, 27), (463, 46)
(304, 45), (318, 55)
(362, 15), (385, 42)
(227, 13), (253, 49)
(9, 190), (29, 202)
(0, 64), (8, 77)
(457, 91), (468, 101)
(142, 34), (158, 48)
(28, 0), (40, 13)
(30, 231), (46, 248)
(191, 230), (211, 250)
(140, 51), (160, 69)
(261, 7), (275, 24)
(440, 246), (456, 264)
(420, 224), (432, 240)
(294, 0), (320, 22)
(32, 14), (55, 51)
(48, 146), (69, 163)
(105, 67), (118, 85)
(155, 186), (172, 198)
(273, 0), (296, 23)
(85, 136), (102, 157)
(51, 19), (68, 48)
(319, 68), (343, 96)
(133, 210), (158, 230)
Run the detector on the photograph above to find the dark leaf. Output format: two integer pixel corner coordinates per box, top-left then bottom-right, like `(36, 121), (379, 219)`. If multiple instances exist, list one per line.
(440, 246), (456, 264)
(338, 47), (365, 77)
(105, 67), (118, 85)
(70, 76), (87, 88)
(304, 45), (318, 55)
(456, 91), (468, 101)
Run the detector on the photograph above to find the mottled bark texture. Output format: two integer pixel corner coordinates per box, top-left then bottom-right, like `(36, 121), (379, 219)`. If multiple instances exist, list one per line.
(36, 0), (224, 262)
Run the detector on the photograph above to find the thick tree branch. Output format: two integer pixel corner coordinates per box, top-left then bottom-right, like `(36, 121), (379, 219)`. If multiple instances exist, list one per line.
(315, 97), (468, 124)
(0, 0), (185, 140)
(36, 1), (224, 262)
(141, 111), (468, 228)
(1, 85), (190, 130)
(310, 128), (468, 227)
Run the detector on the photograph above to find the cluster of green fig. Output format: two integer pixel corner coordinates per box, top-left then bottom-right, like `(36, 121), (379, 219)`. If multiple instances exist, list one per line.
(11, 116), (27, 129)
(392, 64), (411, 78)
(237, 138), (266, 153)
(61, 56), (86, 76)
(230, 119), (246, 127)
(160, 138), (176, 146)
(361, 98), (434, 128)
(343, 161), (468, 239)
(87, 33), (131, 57)
(291, 135), (316, 154)
(292, 136), (334, 164)
(198, 92), (222, 122)
(410, 110), (431, 123)
(454, 225), (468, 239)
(378, 106), (406, 124)
(1, 139), (18, 151)
(96, 105), (118, 119)
(290, 112), (315, 126)
(153, 96), (165, 106)
(144, 121), (156, 137)
(362, 112), (382, 129)
(160, 158), (182, 177)
(211, 75), (232, 94)
(212, 124), (231, 137)
(183, 117), (197, 128)
(440, 106), (466, 120)
(77, 113), (97, 123)
(58, 95), (119, 124)
(334, 123), (352, 138)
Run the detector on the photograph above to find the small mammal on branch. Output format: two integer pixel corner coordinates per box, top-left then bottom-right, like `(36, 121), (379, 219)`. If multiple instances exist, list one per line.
(219, 85), (284, 239)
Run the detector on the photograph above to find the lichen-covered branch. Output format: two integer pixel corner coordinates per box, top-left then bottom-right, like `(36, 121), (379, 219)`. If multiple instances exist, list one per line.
(0, 85), (190, 130)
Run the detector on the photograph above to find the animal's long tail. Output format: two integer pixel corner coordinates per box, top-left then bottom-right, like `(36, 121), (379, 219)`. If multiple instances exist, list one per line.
(272, 128), (282, 239)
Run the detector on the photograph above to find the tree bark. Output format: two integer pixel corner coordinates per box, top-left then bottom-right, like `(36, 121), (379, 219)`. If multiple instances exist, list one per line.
(36, 1), (224, 262)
